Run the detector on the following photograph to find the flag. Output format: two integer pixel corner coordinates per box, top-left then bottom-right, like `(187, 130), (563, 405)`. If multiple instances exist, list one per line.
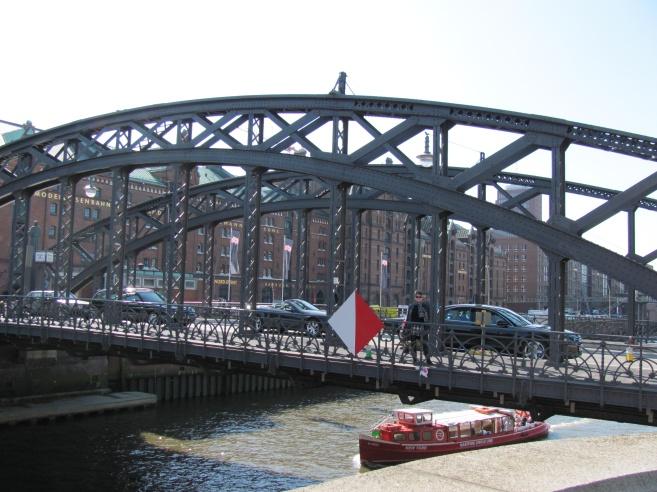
(229, 235), (240, 274)
(380, 256), (389, 289)
(328, 290), (384, 355)
(283, 237), (293, 280)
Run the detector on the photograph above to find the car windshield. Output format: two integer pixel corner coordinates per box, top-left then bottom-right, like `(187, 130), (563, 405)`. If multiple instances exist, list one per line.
(497, 307), (532, 326)
(288, 299), (320, 311)
(136, 290), (167, 303)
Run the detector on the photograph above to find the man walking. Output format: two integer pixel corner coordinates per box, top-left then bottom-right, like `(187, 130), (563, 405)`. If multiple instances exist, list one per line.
(401, 290), (433, 365)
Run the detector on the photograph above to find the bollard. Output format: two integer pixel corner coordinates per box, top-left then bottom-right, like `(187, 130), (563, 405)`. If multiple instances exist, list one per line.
(626, 337), (635, 363)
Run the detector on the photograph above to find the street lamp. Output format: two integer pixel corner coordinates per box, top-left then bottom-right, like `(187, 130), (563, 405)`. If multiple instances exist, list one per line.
(84, 176), (98, 198)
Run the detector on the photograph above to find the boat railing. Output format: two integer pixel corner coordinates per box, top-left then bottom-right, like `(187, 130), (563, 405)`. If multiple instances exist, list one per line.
(370, 412), (395, 430)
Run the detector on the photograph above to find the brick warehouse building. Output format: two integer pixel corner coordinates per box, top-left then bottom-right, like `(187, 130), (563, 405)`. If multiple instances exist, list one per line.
(0, 127), (507, 308)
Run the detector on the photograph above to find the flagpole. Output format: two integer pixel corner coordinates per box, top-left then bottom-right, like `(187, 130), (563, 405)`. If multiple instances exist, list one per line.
(282, 237), (285, 302)
(379, 251), (383, 313)
(228, 226), (232, 303)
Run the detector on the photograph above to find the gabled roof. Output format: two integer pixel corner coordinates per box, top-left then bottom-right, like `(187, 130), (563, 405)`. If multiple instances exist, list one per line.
(129, 168), (163, 186)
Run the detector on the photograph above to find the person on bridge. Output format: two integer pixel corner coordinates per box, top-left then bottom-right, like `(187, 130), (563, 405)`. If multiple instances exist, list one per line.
(401, 290), (433, 365)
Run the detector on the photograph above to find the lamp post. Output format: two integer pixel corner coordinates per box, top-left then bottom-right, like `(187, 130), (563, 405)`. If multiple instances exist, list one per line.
(84, 176), (98, 199)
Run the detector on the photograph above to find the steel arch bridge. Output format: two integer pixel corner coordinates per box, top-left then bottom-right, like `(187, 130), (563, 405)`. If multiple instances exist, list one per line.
(1, 80), (657, 333)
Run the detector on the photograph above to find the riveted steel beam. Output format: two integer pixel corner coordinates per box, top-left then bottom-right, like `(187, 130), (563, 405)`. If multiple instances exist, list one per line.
(107, 168), (130, 299)
(575, 170), (657, 235)
(9, 190), (31, 294)
(54, 178), (77, 296)
(328, 182), (348, 312)
(240, 168), (262, 309)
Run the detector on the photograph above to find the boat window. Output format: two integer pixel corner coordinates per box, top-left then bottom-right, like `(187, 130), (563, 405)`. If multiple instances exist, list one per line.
(472, 420), (483, 435)
(416, 412), (432, 424)
(393, 433), (406, 442)
(449, 425), (458, 439)
(422, 431), (433, 441)
(408, 432), (420, 441)
(482, 419), (494, 434)
(459, 422), (472, 438)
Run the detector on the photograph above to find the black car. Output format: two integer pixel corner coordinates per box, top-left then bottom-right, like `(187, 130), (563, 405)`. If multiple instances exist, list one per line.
(442, 304), (582, 359)
(24, 290), (90, 317)
(255, 299), (328, 336)
(91, 287), (196, 326)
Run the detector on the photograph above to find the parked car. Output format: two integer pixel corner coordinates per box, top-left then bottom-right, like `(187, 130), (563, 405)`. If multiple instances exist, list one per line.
(91, 287), (196, 326)
(255, 299), (328, 336)
(24, 290), (90, 317)
(442, 304), (582, 359)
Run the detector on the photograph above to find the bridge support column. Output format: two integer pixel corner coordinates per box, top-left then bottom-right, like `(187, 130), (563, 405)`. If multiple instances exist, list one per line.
(107, 168), (130, 299)
(55, 178), (79, 296)
(403, 216), (417, 305)
(475, 182), (488, 304)
(547, 138), (570, 362)
(347, 209), (362, 296)
(328, 182), (348, 313)
(241, 168), (263, 308)
(9, 189), (32, 295)
(627, 207), (637, 336)
(295, 207), (310, 300)
(437, 212), (449, 323)
(203, 216), (219, 306)
(435, 122), (451, 322)
(430, 213), (441, 312)
(475, 225), (489, 304)
(169, 164), (192, 306)
(413, 216), (422, 295)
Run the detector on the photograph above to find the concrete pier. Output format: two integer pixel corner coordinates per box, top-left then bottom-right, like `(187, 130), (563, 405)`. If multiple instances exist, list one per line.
(295, 432), (657, 492)
(0, 391), (156, 426)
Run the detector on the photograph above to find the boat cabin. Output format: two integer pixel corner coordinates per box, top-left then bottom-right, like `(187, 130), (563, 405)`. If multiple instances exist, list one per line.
(393, 408), (433, 426)
(374, 407), (517, 444)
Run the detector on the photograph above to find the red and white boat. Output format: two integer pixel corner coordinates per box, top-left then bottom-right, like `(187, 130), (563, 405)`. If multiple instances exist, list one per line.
(359, 406), (549, 467)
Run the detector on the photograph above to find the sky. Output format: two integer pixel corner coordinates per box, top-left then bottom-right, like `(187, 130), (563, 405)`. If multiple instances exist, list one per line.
(1, 0), (656, 257)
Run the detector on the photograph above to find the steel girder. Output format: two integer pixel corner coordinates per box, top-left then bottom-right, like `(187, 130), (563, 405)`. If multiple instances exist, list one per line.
(4, 149), (657, 307)
(0, 94), (656, 309)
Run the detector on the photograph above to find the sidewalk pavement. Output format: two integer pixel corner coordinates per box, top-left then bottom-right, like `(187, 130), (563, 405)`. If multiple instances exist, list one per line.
(294, 432), (657, 491)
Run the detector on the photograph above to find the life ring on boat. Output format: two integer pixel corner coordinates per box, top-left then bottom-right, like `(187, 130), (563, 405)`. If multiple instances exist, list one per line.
(474, 406), (497, 414)
(436, 429), (445, 440)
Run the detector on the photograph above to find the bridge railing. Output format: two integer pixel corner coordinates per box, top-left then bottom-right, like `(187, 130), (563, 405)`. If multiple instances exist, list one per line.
(2, 295), (657, 404)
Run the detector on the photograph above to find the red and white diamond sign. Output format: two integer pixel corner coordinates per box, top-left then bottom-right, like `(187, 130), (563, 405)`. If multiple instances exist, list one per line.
(328, 290), (384, 355)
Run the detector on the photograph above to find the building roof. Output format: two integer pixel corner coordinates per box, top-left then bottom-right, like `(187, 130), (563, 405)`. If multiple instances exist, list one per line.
(197, 165), (235, 184)
(129, 168), (164, 186)
(1, 124), (37, 145)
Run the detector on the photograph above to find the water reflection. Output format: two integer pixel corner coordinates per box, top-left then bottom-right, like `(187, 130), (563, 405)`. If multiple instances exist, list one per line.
(1, 386), (654, 491)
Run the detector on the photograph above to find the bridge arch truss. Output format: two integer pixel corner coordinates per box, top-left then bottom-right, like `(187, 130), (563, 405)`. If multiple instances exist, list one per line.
(1, 92), (657, 331)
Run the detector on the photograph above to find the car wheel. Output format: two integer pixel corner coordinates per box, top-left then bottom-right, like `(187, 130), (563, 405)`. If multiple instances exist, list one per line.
(304, 319), (321, 337)
(254, 317), (264, 333)
(147, 313), (161, 325)
(521, 340), (546, 360)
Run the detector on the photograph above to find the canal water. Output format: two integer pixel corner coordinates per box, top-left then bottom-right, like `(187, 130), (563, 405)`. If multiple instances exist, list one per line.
(1, 386), (653, 491)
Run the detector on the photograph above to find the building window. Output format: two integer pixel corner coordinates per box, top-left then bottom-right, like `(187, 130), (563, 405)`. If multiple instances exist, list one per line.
(91, 208), (100, 220)
(47, 225), (56, 238)
(49, 203), (57, 215)
(83, 207), (91, 219)
(196, 244), (204, 255)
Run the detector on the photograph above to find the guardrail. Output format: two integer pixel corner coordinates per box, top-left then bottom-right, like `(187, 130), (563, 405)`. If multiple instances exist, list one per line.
(1, 295), (656, 423)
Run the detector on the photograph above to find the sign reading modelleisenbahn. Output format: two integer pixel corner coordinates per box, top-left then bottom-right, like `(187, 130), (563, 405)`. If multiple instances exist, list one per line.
(34, 251), (54, 263)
